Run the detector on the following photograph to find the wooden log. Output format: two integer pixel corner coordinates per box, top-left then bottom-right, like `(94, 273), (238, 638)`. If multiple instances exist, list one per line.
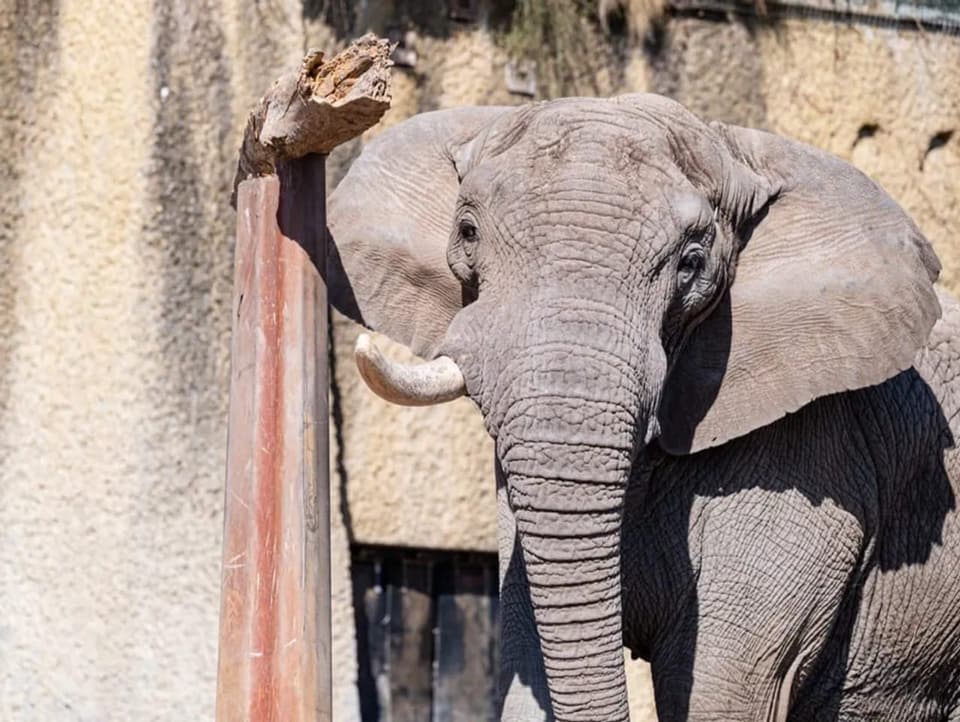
(216, 158), (328, 722)
(232, 34), (393, 203)
(217, 34), (392, 722)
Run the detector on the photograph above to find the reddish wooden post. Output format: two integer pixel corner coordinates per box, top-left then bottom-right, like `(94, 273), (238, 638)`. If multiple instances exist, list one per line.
(216, 36), (391, 722)
(217, 157), (329, 722)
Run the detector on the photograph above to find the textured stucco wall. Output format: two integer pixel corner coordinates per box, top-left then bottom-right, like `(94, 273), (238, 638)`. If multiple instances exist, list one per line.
(647, 15), (960, 290)
(0, 2), (338, 720)
(0, 2), (958, 721)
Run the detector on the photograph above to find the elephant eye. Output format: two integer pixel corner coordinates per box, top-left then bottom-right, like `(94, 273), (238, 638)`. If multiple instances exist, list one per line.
(677, 244), (705, 289)
(451, 218), (481, 289)
(459, 220), (478, 243)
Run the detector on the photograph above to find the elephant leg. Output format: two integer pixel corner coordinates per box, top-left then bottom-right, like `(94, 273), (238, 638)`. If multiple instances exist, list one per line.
(653, 596), (840, 722)
(651, 487), (864, 722)
(496, 460), (553, 722)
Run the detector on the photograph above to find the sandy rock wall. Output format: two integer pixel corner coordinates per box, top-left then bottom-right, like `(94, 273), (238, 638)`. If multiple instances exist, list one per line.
(0, 2), (957, 721)
(0, 1), (325, 720)
(649, 15), (960, 291)
(761, 22), (960, 291)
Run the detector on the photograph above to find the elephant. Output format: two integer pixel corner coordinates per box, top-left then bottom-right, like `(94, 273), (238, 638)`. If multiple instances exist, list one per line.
(324, 93), (960, 720)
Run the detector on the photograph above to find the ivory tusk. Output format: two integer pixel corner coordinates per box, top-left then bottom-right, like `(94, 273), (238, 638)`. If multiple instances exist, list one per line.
(354, 333), (467, 406)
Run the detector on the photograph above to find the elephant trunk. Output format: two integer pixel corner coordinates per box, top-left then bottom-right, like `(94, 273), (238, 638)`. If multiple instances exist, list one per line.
(495, 337), (654, 722)
(505, 447), (632, 720)
(359, 291), (661, 721)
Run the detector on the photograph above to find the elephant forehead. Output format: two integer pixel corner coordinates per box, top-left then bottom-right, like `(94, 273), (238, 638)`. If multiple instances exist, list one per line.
(460, 167), (698, 268)
(489, 99), (670, 162)
(463, 101), (708, 240)
(472, 137), (689, 210)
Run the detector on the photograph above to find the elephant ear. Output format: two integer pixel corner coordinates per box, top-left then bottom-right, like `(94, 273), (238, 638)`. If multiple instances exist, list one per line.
(658, 123), (941, 455)
(327, 106), (514, 359)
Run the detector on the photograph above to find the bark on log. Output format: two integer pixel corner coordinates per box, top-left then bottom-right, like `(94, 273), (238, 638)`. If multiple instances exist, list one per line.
(232, 33), (393, 204)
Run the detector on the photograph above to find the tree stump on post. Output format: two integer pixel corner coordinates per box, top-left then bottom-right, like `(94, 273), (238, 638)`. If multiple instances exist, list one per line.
(217, 35), (392, 722)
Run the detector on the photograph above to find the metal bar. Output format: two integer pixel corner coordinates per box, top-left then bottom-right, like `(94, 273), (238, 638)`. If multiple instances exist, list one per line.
(216, 154), (330, 722)
(668, 0), (960, 33)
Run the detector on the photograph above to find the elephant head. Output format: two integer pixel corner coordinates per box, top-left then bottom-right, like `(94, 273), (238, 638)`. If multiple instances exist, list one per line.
(326, 95), (940, 720)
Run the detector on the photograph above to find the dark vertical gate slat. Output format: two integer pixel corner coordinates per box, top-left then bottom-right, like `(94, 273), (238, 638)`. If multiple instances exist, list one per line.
(352, 560), (381, 722)
(488, 562), (500, 701)
(362, 561), (390, 721)
(388, 559), (435, 722)
(433, 562), (498, 722)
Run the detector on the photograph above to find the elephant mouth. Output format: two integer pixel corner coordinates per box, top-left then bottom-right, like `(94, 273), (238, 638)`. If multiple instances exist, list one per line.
(355, 313), (667, 461)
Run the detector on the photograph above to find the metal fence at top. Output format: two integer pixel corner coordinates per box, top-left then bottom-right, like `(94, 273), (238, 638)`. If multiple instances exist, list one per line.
(667, 0), (960, 35)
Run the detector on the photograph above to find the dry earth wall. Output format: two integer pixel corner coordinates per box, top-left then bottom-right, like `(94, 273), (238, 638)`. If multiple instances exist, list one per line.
(0, 1), (957, 721)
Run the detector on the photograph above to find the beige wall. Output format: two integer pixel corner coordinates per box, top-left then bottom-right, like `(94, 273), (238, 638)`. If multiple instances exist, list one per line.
(0, 2), (957, 721)
(0, 2), (308, 719)
(649, 15), (960, 289)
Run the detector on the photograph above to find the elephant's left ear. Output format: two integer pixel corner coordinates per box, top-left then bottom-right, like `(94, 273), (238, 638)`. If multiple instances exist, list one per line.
(326, 106), (517, 360)
(658, 122), (941, 455)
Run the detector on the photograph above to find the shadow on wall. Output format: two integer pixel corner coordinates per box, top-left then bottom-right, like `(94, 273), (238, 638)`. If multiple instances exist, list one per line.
(0, 2), (63, 445)
(147, 0), (235, 436)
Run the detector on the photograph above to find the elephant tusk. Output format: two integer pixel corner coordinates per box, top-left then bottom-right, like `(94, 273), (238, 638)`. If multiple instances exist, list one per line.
(354, 333), (467, 406)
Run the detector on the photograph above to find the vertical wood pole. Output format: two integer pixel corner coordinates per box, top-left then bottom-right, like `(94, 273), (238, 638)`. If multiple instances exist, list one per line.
(217, 155), (330, 722)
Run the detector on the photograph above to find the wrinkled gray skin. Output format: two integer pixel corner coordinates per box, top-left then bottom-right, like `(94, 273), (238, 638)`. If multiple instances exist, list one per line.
(326, 94), (960, 720)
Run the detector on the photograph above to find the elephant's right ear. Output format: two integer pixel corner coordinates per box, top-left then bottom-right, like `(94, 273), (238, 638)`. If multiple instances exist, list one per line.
(327, 107), (515, 359)
(658, 123), (941, 455)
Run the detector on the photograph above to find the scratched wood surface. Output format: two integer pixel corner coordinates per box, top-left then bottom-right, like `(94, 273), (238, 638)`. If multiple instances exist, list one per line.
(216, 156), (329, 722)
